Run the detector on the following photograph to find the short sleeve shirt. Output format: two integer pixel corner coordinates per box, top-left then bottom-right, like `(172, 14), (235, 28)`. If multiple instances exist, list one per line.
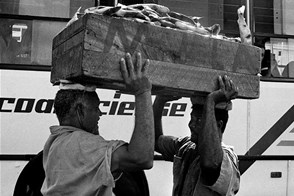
(157, 135), (240, 196)
(41, 126), (126, 196)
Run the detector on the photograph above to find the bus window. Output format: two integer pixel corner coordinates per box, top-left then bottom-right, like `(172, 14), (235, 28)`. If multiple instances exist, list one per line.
(266, 38), (294, 78)
(252, 0), (294, 79)
(0, 0), (95, 18)
(0, 19), (30, 64)
(30, 20), (66, 65)
(0, 18), (66, 65)
(255, 36), (294, 78)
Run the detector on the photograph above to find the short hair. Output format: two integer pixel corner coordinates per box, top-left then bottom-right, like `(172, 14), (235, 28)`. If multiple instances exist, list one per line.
(54, 90), (92, 122)
(192, 104), (229, 133)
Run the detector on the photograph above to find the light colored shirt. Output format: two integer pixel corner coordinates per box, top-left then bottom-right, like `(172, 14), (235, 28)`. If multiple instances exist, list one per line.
(41, 126), (126, 196)
(158, 136), (240, 196)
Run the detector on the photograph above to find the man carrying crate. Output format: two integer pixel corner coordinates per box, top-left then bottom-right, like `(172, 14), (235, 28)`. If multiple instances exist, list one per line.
(41, 52), (154, 196)
(153, 75), (240, 196)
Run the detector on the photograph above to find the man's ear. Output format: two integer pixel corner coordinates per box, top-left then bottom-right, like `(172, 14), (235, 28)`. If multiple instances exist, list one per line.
(217, 120), (223, 130)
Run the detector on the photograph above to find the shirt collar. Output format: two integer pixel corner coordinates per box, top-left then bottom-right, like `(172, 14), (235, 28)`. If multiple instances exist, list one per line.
(49, 125), (84, 135)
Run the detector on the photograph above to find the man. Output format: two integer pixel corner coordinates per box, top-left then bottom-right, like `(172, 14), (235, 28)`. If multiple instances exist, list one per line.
(153, 75), (240, 196)
(41, 52), (154, 196)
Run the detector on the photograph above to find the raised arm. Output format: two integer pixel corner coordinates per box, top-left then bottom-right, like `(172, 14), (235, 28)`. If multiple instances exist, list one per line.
(111, 52), (154, 172)
(153, 96), (166, 153)
(153, 95), (181, 153)
(199, 75), (238, 185)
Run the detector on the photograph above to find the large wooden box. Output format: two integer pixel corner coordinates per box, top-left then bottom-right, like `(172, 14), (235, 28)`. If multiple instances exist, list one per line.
(51, 13), (262, 99)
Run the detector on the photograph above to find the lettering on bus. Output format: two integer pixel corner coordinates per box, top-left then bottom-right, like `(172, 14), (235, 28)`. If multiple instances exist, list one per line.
(100, 92), (187, 116)
(0, 97), (54, 113)
(0, 93), (187, 116)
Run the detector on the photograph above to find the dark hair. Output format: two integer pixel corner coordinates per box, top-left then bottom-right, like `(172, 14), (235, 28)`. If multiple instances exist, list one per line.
(192, 104), (229, 133)
(54, 90), (87, 122)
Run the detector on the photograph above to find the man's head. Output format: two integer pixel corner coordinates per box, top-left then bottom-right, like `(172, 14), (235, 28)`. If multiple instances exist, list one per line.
(54, 89), (102, 134)
(188, 103), (229, 143)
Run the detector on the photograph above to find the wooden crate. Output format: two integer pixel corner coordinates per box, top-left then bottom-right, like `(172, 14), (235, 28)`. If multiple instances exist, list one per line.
(51, 13), (262, 99)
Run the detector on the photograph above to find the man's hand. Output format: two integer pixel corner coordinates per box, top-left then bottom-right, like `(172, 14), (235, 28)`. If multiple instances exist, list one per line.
(120, 52), (151, 96)
(209, 75), (238, 104)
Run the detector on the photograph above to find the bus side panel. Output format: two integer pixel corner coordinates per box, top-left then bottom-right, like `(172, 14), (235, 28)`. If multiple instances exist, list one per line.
(248, 82), (294, 156)
(1, 70), (58, 154)
(1, 69), (294, 196)
(1, 161), (28, 196)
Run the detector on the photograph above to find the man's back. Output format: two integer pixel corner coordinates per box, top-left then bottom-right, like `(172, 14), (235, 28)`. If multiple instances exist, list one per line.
(13, 150), (150, 196)
(13, 151), (44, 196)
(41, 126), (125, 196)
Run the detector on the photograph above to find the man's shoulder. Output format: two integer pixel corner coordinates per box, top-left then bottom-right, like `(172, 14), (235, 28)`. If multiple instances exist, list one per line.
(221, 143), (237, 158)
(221, 143), (239, 169)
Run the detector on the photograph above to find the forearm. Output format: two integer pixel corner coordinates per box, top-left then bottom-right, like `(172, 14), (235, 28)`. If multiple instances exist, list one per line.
(153, 97), (166, 152)
(128, 90), (154, 163)
(199, 95), (223, 169)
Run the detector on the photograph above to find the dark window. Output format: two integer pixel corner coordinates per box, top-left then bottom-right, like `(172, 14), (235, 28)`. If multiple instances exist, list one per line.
(0, 0), (95, 18)
(0, 18), (66, 65)
(253, 0), (274, 34)
(223, 0), (247, 34)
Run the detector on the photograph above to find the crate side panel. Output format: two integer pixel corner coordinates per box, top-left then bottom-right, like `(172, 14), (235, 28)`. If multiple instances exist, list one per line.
(81, 50), (259, 99)
(52, 15), (88, 50)
(84, 14), (261, 75)
(52, 30), (86, 61)
(51, 43), (84, 84)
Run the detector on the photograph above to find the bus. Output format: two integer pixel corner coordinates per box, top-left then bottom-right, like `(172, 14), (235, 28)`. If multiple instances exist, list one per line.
(1, 0), (294, 195)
